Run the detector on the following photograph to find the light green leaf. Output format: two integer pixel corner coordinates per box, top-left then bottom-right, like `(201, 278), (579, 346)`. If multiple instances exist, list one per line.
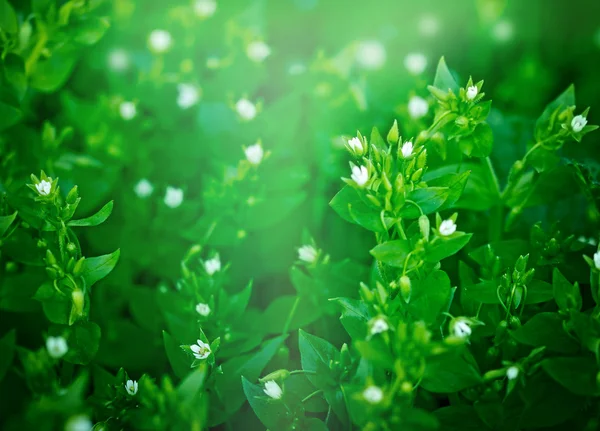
(68, 201), (113, 227)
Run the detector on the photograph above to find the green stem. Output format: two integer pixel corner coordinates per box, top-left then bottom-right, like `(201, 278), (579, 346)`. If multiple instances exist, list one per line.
(301, 389), (323, 403)
(25, 29), (48, 74)
(282, 295), (300, 335)
(289, 370), (317, 376)
(484, 157), (503, 243)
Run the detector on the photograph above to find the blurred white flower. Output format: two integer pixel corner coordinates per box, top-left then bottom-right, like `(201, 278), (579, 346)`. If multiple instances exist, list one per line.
(47, 336), (68, 359)
(452, 318), (471, 338)
(506, 366), (519, 380)
(347, 136), (364, 155)
(204, 255), (221, 275)
(418, 15), (440, 37)
(492, 20), (514, 43)
(439, 219), (457, 236)
(177, 84), (200, 109)
(298, 245), (317, 263)
(466, 86), (478, 101)
(351, 165), (369, 187)
(125, 379), (138, 395)
(355, 40), (387, 70)
(263, 380), (283, 399)
(594, 251), (600, 270)
(134, 179), (153, 198)
(245, 143), (264, 165)
(404, 53), (427, 75)
(401, 141), (414, 158)
(108, 48), (129, 71)
(164, 186), (184, 208)
(571, 115), (587, 133)
(363, 385), (383, 404)
(148, 29), (172, 53)
(65, 415), (93, 431)
(247, 41), (272, 63)
(408, 96), (429, 119)
(369, 317), (389, 335)
(236, 98), (257, 121)
(194, 0), (217, 18)
(195, 302), (211, 317)
(36, 180), (52, 196)
(119, 101), (136, 120)
(190, 339), (211, 360)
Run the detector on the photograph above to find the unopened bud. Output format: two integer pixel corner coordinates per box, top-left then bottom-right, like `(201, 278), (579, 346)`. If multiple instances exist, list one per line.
(259, 369), (290, 383)
(66, 186), (79, 205)
(73, 257), (85, 276)
(455, 116), (469, 129)
(66, 243), (77, 254)
(418, 215), (430, 241)
(45, 249), (57, 266)
(71, 289), (85, 317)
(400, 275), (411, 303)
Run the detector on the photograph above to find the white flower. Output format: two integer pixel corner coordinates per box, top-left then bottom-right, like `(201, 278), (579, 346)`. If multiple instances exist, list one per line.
(492, 20), (514, 43)
(194, 0), (216, 18)
(46, 336), (68, 359)
(235, 98), (257, 121)
(245, 143), (264, 165)
(594, 251), (600, 270)
(263, 380), (283, 399)
(164, 186), (184, 208)
(134, 179), (153, 198)
(452, 318), (472, 338)
(298, 245), (317, 263)
(247, 41), (271, 63)
(355, 40), (387, 71)
(148, 30), (172, 53)
(506, 366), (519, 380)
(571, 115), (587, 133)
(351, 165), (369, 187)
(177, 84), (200, 109)
(408, 96), (429, 119)
(195, 302), (211, 317)
(347, 136), (364, 154)
(369, 317), (389, 335)
(65, 414), (93, 431)
(190, 339), (211, 360)
(36, 179), (52, 196)
(363, 385), (383, 404)
(119, 101), (136, 120)
(125, 379), (138, 395)
(466, 86), (478, 101)
(204, 255), (221, 275)
(404, 53), (427, 75)
(108, 48), (129, 71)
(439, 219), (457, 236)
(401, 141), (414, 158)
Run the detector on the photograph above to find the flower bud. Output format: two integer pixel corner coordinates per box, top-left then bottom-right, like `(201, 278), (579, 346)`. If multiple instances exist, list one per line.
(514, 254), (529, 273)
(37, 239), (47, 249)
(73, 257), (85, 276)
(418, 215), (430, 241)
(66, 186), (79, 205)
(411, 168), (423, 182)
(400, 275), (411, 303)
(509, 315), (521, 329)
(46, 267), (60, 280)
(400, 381), (413, 393)
(71, 289), (85, 317)
(545, 238), (560, 256)
(66, 242), (77, 254)
(259, 369), (290, 383)
(45, 249), (57, 266)
(416, 149), (427, 169)
(66, 257), (75, 273)
(387, 119), (399, 145)
(455, 116), (469, 129)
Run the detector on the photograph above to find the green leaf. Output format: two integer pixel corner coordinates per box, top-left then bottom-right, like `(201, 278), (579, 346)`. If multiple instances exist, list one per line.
(242, 376), (290, 430)
(355, 338), (394, 368)
(0, 99), (21, 131)
(81, 249), (120, 288)
(427, 171), (471, 211)
(0, 329), (16, 382)
(525, 280), (554, 304)
(421, 349), (482, 393)
(399, 187), (449, 218)
(461, 280), (499, 305)
(542, 356), (599, 396)
(425, 233), (472, 263)
(68, 201), (113, 227)
(163, 331), (192, 379)
(62, 321), (101, 365)
(435, 405), (491, 431)
(73, 17), (110, 45)
(511, 312), (579, 354)
(299, 329), (338, 389)
(29, 47), (78, 93)
(552, 268), (582, 312)
(0, 211), (17, 237)
(458, 122), (493, 158)
(0, 0), (18, 34)
(331, 297), (370, 340)
(433, 57), (459, 93)
(370, 239), (412, 267)
(407, 270), (453, 324)
(330, 185), (381, 231)
(535, 85), (575, 141)
(3, 54), (27, 100)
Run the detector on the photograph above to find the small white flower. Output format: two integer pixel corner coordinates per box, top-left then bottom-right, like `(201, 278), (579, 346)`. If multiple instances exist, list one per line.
(36, 179), (52, 196)
(571, 115), (587, 133)
(119, 102), (136, 120)
(594, 251), (600, 270)
(204, 255), (221, 275)
(247, 41), (271, 63)
(506, 366), (519, 380)
(408, 96), (429, 119)
(125, 379), (138, 395)
(347, 136), (364, 154)
(439, 219), (457, 236)
(263, 380), (283, 399)
(355, 40), (387, 71)
(452, 318), (472, 338)
(404, 53), (427, 75)
(298, 245), (317, 263)
(46, 336), (68, 359)
(164, 186), (184, 208)
(177, 83), (200, 109)
(195, 302), (211, 317)
(108, 48), (129, 71)
(190, 339), (211, 360)
(194, 0), (217, 18)
(245, 143), (264, 165)
(148, 29), (172, 53)
(235, 98), (257, 121)
(369, 317), (389, 335)
(466, 86), (478, 101)
(351, 165), (369, 187)
(492, 20), (514, 43)
(401, 141), (414, 158)
(65, 414), (93, 431)
(363, 385), (383, 404)
(134, 179), (153, 198)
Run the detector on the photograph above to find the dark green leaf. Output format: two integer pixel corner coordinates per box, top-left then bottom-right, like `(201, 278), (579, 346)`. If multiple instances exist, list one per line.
(459, 122), (493, 158)
(399, 187), (449, 218)
(0, 211), (17, 237)
(0, 329), (16, 382)
(370, 239), (412, 267)
(542, 356), (599, 396)
(511, 312), (579, 353)
(552, 268), (582, 312)
(425, 233), (472, 263)
(81, 249), (120, 288)
(62, 321), (101, 365)
(407, 270), (454, 324)
(422, 349), (482, 393)
(68, 201), (113, 227)
(163, 331), (192, 379)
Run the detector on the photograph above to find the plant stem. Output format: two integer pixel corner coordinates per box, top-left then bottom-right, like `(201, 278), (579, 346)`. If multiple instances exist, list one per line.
(282, 295), (300, 335)
(301, 389), (323, 403)
(484, 156), (503, 243)
(25, 29), (48, 75)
